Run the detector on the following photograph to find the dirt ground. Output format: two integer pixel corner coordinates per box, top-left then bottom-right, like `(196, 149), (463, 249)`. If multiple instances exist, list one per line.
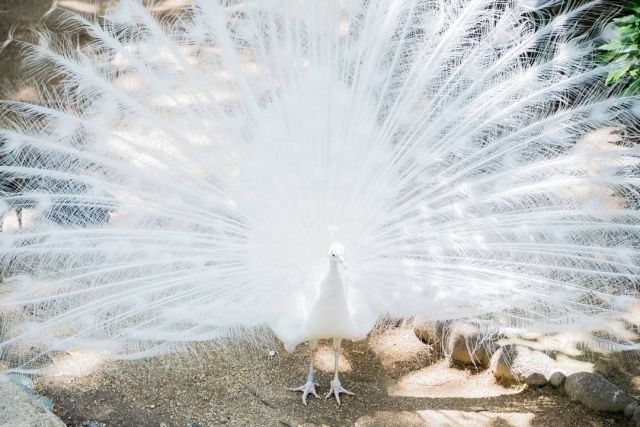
(33, 329), (638, 427)
(1, 1), (639, 426)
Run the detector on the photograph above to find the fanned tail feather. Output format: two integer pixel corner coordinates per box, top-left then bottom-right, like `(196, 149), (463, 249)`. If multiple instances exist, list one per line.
(0, 0), (638, 369)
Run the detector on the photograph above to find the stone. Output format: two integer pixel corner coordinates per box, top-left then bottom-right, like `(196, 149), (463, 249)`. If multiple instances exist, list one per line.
(490, 345), (555, 386)
(564, 372), (636, 413)
(414, 320), (448, 347)
(549, 371), (566, 387)
(625, 401), (638, 418)
(445, 322), (497, 368)
(414, 321), (498, 368)
(415, 321), (499, 368)
(0, 380), (65, 427)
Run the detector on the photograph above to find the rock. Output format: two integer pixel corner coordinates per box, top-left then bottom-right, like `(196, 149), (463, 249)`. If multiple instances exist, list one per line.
(564, 372), (636, 413)
(625, 402), (638, 418)
(414, 320), (448, 346)
(415, 321), (499, 368)
(549, 371), (566, 387)
(490, 345), (555, 386)
(0, 380), (65, 427)
(634, 406), (640, 426)
(445, 322), (491, 368)
(444, 322), (497, 368)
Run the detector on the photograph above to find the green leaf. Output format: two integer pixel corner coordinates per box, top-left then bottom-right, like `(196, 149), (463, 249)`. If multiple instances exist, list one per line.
(599, 5), (640, 92)
(599, 40), (623, 51)
(597, 51), (617, 62)
(617, 45), (639, 54)
(616, 15), (638, 24)
(626, 79), (640, 95)
(606, 65), (632, 85)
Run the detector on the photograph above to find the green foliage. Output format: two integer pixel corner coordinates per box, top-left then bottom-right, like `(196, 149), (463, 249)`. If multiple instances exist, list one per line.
(599, 1), (640, 94)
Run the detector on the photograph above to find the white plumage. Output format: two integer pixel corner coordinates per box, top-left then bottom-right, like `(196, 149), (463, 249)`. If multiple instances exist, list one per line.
(0, 0), (639, 403)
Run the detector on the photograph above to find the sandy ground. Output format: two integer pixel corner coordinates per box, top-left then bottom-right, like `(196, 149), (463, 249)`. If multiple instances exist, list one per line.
(1, 1), (639, 426)
(33, 329), (638, 426)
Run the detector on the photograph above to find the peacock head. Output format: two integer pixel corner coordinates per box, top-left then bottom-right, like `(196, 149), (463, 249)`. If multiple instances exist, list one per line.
(328, 242), (346, 268)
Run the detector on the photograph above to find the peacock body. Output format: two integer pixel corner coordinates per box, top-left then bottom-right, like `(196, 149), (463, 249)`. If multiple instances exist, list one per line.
(0, 0), (639, 403)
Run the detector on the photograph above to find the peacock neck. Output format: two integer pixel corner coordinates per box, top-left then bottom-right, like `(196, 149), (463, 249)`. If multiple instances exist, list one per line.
(328, 259), (342, 278)
(320, 260), (345, 299)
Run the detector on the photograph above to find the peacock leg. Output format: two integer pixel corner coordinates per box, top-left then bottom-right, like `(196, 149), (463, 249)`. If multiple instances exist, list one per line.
(325, 338), (354, 405)
(288, 339), (320, 405)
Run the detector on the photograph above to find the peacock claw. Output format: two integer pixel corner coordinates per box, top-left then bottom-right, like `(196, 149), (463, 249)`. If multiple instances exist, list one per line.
(325, 378), (354, 405)
(288, 380), (319, 405)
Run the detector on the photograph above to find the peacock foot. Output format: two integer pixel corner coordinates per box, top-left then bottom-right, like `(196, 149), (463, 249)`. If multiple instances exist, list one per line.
(325, 378), (354, 405)
(288, 379), (320, 405)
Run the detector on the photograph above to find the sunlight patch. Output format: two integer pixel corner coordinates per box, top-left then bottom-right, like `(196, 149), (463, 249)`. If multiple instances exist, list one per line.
(389, 360), (523, 398)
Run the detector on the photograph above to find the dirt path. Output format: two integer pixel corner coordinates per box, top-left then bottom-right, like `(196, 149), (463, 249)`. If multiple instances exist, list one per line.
(35, 330), (635, 426)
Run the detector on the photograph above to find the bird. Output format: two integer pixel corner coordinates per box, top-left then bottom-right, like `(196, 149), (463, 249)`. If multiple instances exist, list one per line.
(284, 242), (362, 404)
(0, 0), (639, 406)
